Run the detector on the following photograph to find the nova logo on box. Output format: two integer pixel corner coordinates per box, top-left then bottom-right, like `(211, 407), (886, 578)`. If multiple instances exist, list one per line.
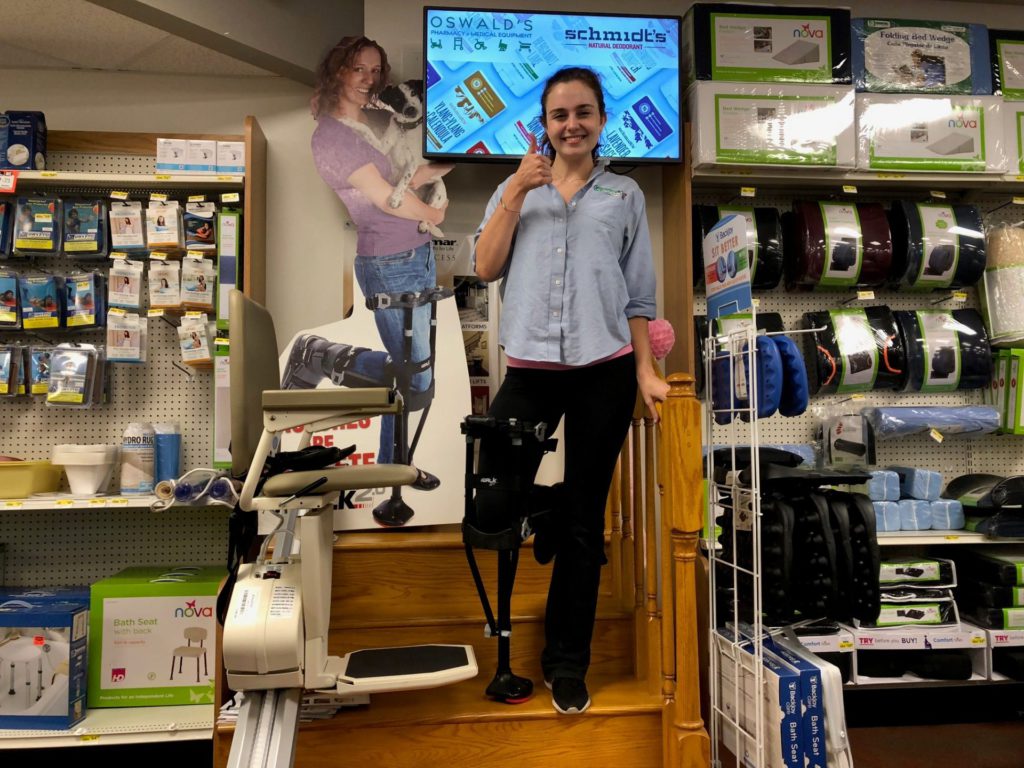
(947, 112), (979, 129)
(111, 668), (126, 682)
(794, 23), (825, 39)
(174, 599), (213, 619)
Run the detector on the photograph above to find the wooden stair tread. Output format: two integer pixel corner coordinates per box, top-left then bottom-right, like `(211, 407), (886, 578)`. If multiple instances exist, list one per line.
(333, 530), (612, 552)
(330, 607), (630, 631)
(219, 674), (660, 734)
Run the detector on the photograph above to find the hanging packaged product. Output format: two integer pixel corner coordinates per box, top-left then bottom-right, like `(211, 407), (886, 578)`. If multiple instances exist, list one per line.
(46, 344), (98, 407)
(990, 28), (1024, 100)
(0, 345), (19, 396)
(178, 313), (213, 367)
(803, 307), (907, 394)
(18, 271), (64, 330)
(894, 309), (992, 392)
(145, 200), (184, 253)
(13, 196), (61, 256)
(26, 345), (53, 395)
(64, 270), (105, 329)
(216, 208), (241, 329)
(2, 111), (47, 171)
(181, 256), (215, 311)
(856, 94), (1006, 172)
(692, 205), (784, 289)
(0, 268), (20, 329)
(108, 200), (146, 254)
(62, 199), (108, 258)
(106, 310), (146, 364)
(852, 18), (992, 95)
(184, 201), (217, 252)
(148, 258), (181, 311)
(889, 202), (986, 290)
(0, 199), (12, 258)
(107, 257), (143, 310)
(785, 201), (892, 290)
(980, 224), (1024, 346)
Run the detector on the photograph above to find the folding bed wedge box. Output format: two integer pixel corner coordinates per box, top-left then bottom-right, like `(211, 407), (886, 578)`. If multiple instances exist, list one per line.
(88, 565), (223, 708)
(0, 600), (88, 729)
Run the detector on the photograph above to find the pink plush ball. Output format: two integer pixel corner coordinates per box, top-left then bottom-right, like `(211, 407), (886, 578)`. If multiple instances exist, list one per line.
(649, 319), (675, 360)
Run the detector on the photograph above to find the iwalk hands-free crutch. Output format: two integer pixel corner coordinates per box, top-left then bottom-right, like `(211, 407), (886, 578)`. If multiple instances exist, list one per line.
(461, 415), (559, 704)
(222, 290), (476, 768)
(281, 287), (452, 527)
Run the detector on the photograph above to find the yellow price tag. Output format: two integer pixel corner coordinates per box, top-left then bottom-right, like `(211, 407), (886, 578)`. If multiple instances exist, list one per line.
(147, 309), (164, 318)
(215, 337), (230, 347)
(150, 192), (169, 202)
(41, 171), (59, 178)
(1016, 175), (1024, 183)
(842, 184), (857, 194)
(929, 428), (944, 443)
(740, 186), (756, 198)
(110, 190), (129, 200)
(154, 174), (172, 181)
(856, 290), (875, 301)
(78, 735), (100, 742)
(217, 175), (237, 182)
(110, 252), (128, 260)
(185, 311), (205, 318)
(88, 499), (107, 506)
(930, 189), (947, 199)
(876, 173), (906, 180)
(186, 250), (206, 259)
(188, 194), (206, 203)
(109, 307), (127, 316)
(1014, 196), (1024, 206)
(944, 535), (962, 541)
(56, 499), (74, 507)
(850, 394), (866, 401)
(952, 291), (968, 301)
(221, 192), (240, 203)
(150, 251), (168, 260)
(4, 501), (23, 508)
(109, 498), (129, 505)
(971, 636), (985, 645)
(839, 640), (854, 650)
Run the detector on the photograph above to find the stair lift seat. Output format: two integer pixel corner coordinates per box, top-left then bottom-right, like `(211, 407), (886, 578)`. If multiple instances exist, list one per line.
(221, 290), (476, 768)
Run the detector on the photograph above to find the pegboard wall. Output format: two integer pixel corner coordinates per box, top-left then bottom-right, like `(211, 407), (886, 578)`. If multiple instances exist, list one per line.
(694, 184), (1024, 486)
(0, 149), (238, 586)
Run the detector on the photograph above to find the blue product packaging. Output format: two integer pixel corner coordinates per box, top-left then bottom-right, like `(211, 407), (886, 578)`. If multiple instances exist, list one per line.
(0, 600), (88, 729)
(890, 465), (942, 500)
(13, 196), (61, 255)
(930, 499), (965, 530)
(153, 422), (182, 483)
(767, 640), (827, 768)
(899, 499), (932, 530)
(0, 586), (90, 605)
(65, 271), (103, 330)
(27, 345), (53, 395)
(852, 19), (993, 94)
(62, 199), (108, 258)
(873, 501), (900, 532)
(19, 272), (63, 330)
(1, 111), (47, 170)
(0, 269), (20, 328)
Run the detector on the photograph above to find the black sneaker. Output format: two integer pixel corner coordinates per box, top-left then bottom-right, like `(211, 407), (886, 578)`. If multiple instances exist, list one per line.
(550, 677), (590, 715)
(281, 335), (326, 390)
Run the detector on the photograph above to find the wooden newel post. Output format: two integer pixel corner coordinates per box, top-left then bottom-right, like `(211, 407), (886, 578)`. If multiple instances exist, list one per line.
(660, 373), (711, 767)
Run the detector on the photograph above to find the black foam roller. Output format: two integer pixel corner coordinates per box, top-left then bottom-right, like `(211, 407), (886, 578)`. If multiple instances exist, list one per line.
(889, 202), (986, 289)
(894, 309), (992, 392)
(693, 205), (784, 290)
(802, 307), (907, 395)
(785, 201), (892, 290)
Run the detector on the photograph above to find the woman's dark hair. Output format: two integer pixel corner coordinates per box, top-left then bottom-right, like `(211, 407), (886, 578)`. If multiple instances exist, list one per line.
(311, 36), (391, 118)
(538, 67), (606, 161)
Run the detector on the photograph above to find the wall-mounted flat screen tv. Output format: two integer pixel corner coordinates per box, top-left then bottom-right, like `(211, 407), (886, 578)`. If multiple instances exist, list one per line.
(422, 6), (682, 163)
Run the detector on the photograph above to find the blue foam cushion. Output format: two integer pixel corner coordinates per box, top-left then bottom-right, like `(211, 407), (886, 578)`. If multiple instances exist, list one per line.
(899, 499), (932, 530)
(772, 334), (809, 418)
(930, 500), (965, 530)
(867, 470), (900, 501)
(873, 501), (900, 532)
(890, 466), (942, 501)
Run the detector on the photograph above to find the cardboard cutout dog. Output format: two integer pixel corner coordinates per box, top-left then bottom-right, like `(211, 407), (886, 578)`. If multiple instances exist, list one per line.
(376, 80), (452, 238)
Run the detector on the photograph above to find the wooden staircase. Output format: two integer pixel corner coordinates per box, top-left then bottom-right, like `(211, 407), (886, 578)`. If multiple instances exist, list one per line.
(214, 375), (710, 767)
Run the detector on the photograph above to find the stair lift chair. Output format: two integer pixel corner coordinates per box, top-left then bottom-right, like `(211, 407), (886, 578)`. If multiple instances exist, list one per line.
(221, 290), (477, 768)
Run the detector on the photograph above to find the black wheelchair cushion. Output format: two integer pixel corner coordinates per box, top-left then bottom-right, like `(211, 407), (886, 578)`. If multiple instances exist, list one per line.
(792, 493), (839, 622)
(845, 492), (882, 624)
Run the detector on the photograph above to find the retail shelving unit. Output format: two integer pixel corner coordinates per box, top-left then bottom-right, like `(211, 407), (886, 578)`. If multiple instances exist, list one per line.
(0, 118), (265, 748)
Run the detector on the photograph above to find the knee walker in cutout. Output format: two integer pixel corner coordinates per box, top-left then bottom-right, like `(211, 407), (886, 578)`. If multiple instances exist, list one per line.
(461, 415), (558, 703)
(367, 286), (452, 527)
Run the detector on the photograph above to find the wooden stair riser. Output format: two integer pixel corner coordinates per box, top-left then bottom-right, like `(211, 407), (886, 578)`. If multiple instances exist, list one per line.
(328, 615), (636, 678)
(331, 547), (614, 623)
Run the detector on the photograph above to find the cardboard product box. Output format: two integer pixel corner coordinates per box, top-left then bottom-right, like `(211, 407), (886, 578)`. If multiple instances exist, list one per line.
(155, 138), (188, 174)
(88, 565), (223, 708)
(0, 601), (89, 729)
(688, 81), (856, 169)
(2, 111), (47, 170)
(185, 140), (217, 174)
(1006, 105), (1024, 174)
(853, 18), (992, 94)
(216, 141), (245, 174)
(682, 3), (852, 86)
(856, 93), (1007, 172)
(0, 585), (90, 605)
(990, 29), (1024, 101)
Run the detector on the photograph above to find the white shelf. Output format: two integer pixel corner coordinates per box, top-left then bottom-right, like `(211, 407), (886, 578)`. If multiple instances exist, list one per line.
(878, 531), (1024, 546)
(14, 170), (243, 189)
(0, 494), (158, 510)
(692, 166), (1024, 191)
(0, 704), (212, 748)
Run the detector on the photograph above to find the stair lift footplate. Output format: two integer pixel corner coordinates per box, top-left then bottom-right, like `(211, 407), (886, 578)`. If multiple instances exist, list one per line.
(335, 644), (477, 695)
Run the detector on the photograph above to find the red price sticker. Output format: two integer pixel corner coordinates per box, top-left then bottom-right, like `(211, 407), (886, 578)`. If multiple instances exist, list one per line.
(0, 170), (17, 194)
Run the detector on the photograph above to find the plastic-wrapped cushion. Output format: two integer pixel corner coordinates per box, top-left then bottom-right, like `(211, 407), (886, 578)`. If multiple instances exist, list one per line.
(692, 204), (784, 289)
(873, 501), (900, 531)
(930, 499), (965, 530)
(866, 470), (900, 501)
(802, 307), (907, 395)
(864, 405), (1001, 439)
(889, 202), (986, 289)
(898, 499), (932, 530)
(894, 309), (992, 391)
(772, 334), (809, 417)
(889, 465), (942, 501)
(785, 201), (892, 290)
(695, 313), (785, 400)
